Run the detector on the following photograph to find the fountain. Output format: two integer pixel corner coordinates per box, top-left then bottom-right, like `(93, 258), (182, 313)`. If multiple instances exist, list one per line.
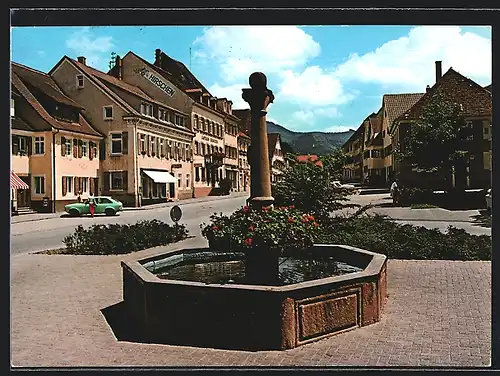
(120, 73), (388, 350)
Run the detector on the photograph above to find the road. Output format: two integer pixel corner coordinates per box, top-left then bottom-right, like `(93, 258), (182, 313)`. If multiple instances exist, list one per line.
(10, 193), (491, 255)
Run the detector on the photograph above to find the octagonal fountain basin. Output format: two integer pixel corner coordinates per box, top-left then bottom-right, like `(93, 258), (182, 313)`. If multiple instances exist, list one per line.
(121, 244), (387, 350)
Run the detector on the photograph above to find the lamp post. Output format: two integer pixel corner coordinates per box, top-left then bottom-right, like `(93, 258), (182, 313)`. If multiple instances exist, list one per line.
(242, 72), (275, 210)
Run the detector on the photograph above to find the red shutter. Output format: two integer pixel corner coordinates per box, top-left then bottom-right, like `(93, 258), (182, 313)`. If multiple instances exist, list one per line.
(122, 171), (128, 191)
(62, 176), (67, 196)
(61, 137), (66, 156)
(73, 139), (78, 157)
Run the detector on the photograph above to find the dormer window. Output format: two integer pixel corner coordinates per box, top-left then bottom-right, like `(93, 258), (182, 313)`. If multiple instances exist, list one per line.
(140, 103), (153, 117)
(76, 75), (84, 89)
(103, 105), (113, 120)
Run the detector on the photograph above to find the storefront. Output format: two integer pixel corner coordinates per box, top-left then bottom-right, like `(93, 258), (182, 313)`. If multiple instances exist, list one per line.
(141, 169), (177, 205)
(11, 170), (29, 215)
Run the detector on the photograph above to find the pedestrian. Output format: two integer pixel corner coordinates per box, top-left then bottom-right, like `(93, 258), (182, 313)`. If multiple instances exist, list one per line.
(390, 179), (400, 205)
(89, 197), (96, 218)
(77, 192), (82, 203)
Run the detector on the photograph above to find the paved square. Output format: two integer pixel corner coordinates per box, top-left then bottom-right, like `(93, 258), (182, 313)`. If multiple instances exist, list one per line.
(11, 239), (491, 367)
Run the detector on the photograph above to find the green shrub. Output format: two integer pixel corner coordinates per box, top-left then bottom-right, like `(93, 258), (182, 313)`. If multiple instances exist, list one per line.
(317, 214), (491, 261)
(200, 205), (322, 255)
(63, 219), (189, 255)
(398, 187), (435, 206)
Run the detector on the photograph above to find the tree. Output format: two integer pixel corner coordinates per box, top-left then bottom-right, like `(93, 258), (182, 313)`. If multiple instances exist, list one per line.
(272, 149), (354, 221)
(394, 92), (468, 190)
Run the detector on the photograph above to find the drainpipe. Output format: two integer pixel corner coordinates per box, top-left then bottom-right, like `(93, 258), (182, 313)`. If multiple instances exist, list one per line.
(52, 129), (59, 213)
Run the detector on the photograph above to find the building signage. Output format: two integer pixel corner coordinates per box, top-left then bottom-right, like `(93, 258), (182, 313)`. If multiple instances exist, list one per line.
(171, 163), (182, 169)
(201, 135), (219, 143)
(135, 67), (175, 97)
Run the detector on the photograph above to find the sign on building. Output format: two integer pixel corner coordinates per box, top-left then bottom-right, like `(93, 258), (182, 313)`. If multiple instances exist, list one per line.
(135, 67), (176, 97)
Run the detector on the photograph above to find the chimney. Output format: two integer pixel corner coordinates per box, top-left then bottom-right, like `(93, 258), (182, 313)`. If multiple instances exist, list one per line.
(154, 49), (162, 65)
(115, 55), (122, 80)
(426, 85), (431, 93)
(77, 56), (86, 65)
(435, 61), (442, 83)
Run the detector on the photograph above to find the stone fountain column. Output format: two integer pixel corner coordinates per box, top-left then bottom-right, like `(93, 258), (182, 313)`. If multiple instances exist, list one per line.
(242, 72), (275, 210)
(242, 72), (278, 285)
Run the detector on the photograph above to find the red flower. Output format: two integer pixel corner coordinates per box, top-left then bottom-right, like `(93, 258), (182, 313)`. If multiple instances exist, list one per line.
(263, 206), (269, 211)
(288, 217), (295, 223)
(313, 222), (319, 227)
(289, 205), (295, 209)
(244, 238), (253, 246)
(243, 205), (249, 213)
(212, 225), (219, 231)
(308, 215), (315, 221)
(302, 216), (309, 223)
(249, 225), (255, 231)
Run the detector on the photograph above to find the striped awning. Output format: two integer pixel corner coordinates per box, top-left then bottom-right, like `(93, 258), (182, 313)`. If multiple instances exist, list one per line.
(11, 171), (29, 190)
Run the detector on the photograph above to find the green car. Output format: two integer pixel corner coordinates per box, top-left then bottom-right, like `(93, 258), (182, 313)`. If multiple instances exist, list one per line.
(64, 196), (123, 217)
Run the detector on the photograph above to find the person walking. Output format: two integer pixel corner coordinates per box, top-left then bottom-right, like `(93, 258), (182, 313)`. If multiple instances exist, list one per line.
(77, 192), (82, 203)
(89, 197), (96, 218)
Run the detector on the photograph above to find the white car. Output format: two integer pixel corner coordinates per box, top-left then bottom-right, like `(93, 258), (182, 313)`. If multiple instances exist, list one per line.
(485, 188), (492, 213)
(332, 180), (358, 193)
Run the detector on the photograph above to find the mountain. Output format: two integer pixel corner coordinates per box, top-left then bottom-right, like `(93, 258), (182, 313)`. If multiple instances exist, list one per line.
(266, 121), (355, 156)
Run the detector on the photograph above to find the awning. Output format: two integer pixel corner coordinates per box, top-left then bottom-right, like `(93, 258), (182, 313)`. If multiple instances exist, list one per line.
(11, 171), (29, 190)
(143, 170), (177, 183)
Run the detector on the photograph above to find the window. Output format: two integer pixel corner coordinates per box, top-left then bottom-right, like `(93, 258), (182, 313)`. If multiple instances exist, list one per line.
(139, 134), (146, 155)
(194, 115), (198, 130)
(64, 138), (72, 156)
(186, 174), (190, 188)
(195, 141), (199, 155)
(110, 133), (123, 155)
(18, 137), (27, 153)
(141, 103), (153, 117)
(33, 176), (45, 195)
(81, 141), (87, 157)
(34, 136), (45, 155)
(202, 119), (207, 132)
(201, 143), (206, 155)
(178, 173), (182, 188)
(159, 139), (164, 157)
(150, 136), (156, 156)
(103, 106), (113, 120)
(195, 167), (200, 181)
(111, 172), (124, 190)
(82, 177), (87, 193)
(159, 109), (166, 121)
(201, 168), (206, 182)
(64, 176), (73, 195)
(76, 75), (84, 89)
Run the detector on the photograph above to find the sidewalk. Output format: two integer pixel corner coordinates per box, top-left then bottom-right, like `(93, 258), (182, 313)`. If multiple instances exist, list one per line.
(10, 192), (250, 225)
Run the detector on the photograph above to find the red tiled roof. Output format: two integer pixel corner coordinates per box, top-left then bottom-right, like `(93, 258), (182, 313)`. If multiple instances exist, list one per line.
(12, 62), (84, 109)
(398, 68), (492, 121)
(11, 72), (102, 137)
(383, 93), (425, 127)
(238, 131), (250, 139)
(296, 154), (323, 167)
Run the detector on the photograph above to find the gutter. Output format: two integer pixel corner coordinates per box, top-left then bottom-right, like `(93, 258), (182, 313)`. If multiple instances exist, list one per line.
(52, 128), (59, 213)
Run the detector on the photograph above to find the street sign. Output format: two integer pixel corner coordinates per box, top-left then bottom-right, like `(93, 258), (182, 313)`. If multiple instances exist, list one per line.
(170, 205), (182, 224)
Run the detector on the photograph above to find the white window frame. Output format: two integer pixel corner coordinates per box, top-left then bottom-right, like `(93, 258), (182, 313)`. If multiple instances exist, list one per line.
(110, 132), (123, 155)
(33, 175), (46, 195)
(76, 75), (84, 89)
(34, 136), (45, 155)
(178, 173), (182, 188)
(81, 141), (88, 157)
(159, 138), (164, 156)
(110, 171), (124, 191)
(103, 105), (114, 120)
(81, 177), (88, 193)
(150, 136), (156, 156)
(18, 137), (27, 153)
(65, 176), (73, 195)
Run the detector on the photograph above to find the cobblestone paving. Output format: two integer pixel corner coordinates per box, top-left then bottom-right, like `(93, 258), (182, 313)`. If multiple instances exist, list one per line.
(11, 241), (491, 368)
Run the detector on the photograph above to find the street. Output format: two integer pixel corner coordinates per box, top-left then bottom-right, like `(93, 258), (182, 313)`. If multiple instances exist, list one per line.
(10, 193), (491, 256)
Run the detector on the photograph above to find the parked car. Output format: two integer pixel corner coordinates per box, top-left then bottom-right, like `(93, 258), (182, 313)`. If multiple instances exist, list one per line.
(64, 196), (123, 217)
(485, 188), (492, 213)
(332, 180), (359, 194)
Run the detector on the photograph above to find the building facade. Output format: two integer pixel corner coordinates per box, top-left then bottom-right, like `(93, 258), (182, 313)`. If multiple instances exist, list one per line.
(267, 133), (286, 183)
(11, 62), (103, 213)
(50, 55), (193, 207)
(237, 131), (251, 192)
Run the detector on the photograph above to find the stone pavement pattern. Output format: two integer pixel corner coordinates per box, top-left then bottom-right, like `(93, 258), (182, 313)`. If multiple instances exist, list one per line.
(11, 237), (491, 368)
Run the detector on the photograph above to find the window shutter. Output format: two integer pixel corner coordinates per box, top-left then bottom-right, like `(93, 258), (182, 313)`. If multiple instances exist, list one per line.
(122, 131), (129, 155)
(12, 135), (19, 154)
(89, 178), (94, 196)
(137, 133), (142, 154)
(146, 135), (151, 156)
(78, 139), (83, 158)
(156, 138), (160, 157)
(27, 136), (32, 156)
(61, 137), (66, 157)
(122, 171), (128, 191)
(99, 139), (106, 160)
(88, 142), (93, 160)
(103, 172), (110, 191)
(167, 142), (171, 159)
(73, 139), (78, 157)
(62, 176), (67, 196)
(74, 177), (79, 194)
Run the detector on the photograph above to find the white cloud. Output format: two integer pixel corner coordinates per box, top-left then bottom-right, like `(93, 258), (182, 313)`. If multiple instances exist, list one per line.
(279, 66), (355, 106)
(333, 26), (492, 91)
(293, 110), (315, 123)
(193, 26), (320, 82)
(66, 27), (114, 70)
(37, 50), (45, 57)
(208, 82), (248, 109)
(291, 106), (341, 127)
(324, 125), (356, 133)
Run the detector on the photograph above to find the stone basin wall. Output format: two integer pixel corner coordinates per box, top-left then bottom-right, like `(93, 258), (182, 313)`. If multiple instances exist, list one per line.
(121, 244), (387, 350)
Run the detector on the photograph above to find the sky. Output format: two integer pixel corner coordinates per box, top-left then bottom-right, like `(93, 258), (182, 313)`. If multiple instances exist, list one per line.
(11, 25), (491, 133)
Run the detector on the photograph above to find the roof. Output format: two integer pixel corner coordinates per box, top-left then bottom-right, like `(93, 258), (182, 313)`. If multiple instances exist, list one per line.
(341, 123), (364, 148)
(383, 93), (425, 128)
(238, 131), (250, 139)
(484, 84), (491, 92)
(267, 133), (280, 159)
(11, 116), (35, 131)
(154, 50), (211, 95)
(11, 72), (102, 137)
(12, 62), (84, 109)
(398, 68), (492, 122)
(296, 154), (323, 167)
(368, 111), (383, 134)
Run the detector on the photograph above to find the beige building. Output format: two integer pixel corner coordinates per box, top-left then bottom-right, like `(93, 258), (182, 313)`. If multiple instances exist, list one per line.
(50, 55), (194, 207)
(237, 131), (251, 192)
(216, 98), (239, 190)
(267, 133), (286, 183)
(11, 62), (103, 213)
